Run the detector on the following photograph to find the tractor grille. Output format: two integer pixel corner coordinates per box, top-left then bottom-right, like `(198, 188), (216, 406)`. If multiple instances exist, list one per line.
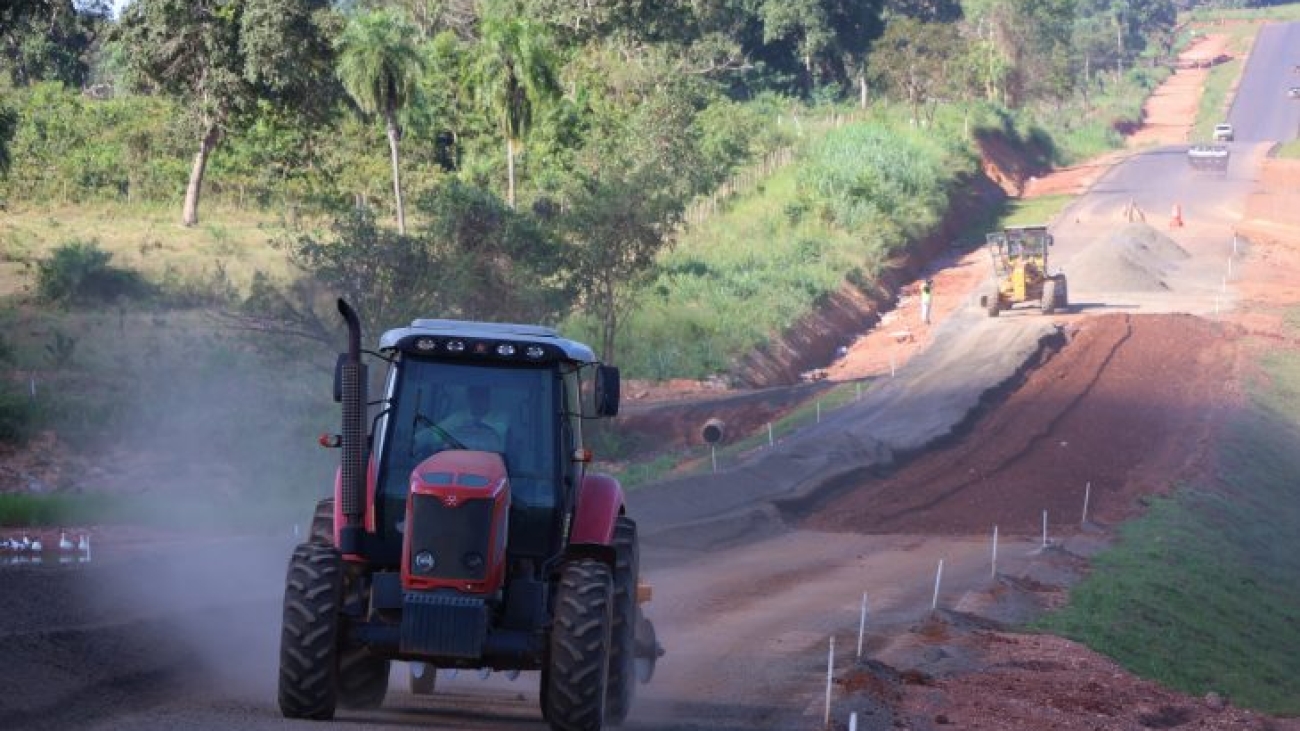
(400, 592), (487, 658)
(408, 494), (494, 582)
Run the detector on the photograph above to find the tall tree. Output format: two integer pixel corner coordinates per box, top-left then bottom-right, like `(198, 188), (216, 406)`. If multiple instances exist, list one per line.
(869, 16), (966, 124)
(563, 92), (699, 363)
(0, 0), (110, 87)
(117, 0), (335, 227)
(468, 0), (560, 209)
(336, 8), (424, 234)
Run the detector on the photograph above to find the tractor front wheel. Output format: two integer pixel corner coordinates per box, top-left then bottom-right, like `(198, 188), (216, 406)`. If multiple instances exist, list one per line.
(606, 517), (639, 724)
(278, 542), (343, 720)
(543, 559), (613, 731)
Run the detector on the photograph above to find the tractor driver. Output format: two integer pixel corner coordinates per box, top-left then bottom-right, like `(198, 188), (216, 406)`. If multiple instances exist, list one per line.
(413, 385), (503, 457)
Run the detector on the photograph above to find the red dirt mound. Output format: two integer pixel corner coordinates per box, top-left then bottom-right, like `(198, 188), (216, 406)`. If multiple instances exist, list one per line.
(804, 313), (1239, 536)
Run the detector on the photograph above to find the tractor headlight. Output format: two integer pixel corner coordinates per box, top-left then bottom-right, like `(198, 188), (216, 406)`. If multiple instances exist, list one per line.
(462, 552), (484, 571)
(495, 343), (516, 357)
(413, 550), (437, 574)
(524, 345), (545, 359)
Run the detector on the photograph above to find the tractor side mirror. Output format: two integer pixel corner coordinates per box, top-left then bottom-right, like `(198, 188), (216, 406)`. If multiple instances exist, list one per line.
(594, 365), (620, 417)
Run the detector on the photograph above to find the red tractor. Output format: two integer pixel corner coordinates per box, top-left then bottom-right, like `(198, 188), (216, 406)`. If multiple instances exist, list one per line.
(278, 300), (660, 731)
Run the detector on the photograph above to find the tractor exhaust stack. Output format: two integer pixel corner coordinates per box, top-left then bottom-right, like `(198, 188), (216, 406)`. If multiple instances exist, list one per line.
(337, 298), (366, 554)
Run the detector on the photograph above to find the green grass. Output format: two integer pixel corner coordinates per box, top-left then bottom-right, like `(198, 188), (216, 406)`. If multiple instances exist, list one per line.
(1034, 335), (1300, 715)
(1276, 139), (1300, 159)
(1187, 3), (1300, 23)
(1002, 195), (1074, 228)
(0, 202), (306, 298)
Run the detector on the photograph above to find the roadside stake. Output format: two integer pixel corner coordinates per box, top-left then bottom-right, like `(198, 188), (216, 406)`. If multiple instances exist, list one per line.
(991, 525), (998, 578)
(1042, 510), (1049, 548)
(1082, 482), (1091, 527)
(931, 559), (944, 610)
(824, 637), (834, 728)
(857, 592), (869, 659)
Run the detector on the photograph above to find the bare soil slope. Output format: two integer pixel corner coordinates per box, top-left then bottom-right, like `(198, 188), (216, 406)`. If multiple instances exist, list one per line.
(804, 313), (1237, 536)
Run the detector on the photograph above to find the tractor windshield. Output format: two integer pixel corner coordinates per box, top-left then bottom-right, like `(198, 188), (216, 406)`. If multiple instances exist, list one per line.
(374, 358), (560, 557)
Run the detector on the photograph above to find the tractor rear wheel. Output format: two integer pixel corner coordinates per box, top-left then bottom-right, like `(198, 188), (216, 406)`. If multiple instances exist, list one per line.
(278, 542), (343, 720)
(542, 559), (613, 731)
(1041, 279), (1058, 314)
(1054, 276), (1069, 310)
(309, 498), (334, 545)
(338, 646), (389, 709)
(606, 517), (639, 724)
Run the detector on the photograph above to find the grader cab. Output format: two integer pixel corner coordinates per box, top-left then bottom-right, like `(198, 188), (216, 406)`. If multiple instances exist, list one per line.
(979, 225), (1068, 316)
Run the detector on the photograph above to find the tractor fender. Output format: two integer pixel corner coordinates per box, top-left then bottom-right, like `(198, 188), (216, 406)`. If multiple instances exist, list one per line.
(567, 473), (625, 563)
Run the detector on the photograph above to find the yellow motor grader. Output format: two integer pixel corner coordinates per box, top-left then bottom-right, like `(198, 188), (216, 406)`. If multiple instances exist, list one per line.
(979, 225), (1067, 316)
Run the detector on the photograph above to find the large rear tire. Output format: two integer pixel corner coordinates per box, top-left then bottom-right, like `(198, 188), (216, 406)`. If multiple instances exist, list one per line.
(309, 498), (334, 545)
(605, 518), (639, 725)
(543, 559), (613, 731)
(1054, 275), (1069, 310)
(278, 542), (343, 720)
(338, 646), (389, 709)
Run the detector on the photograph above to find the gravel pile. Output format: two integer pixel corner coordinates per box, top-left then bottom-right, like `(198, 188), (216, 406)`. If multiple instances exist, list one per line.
(1065, 223), (1189, 292)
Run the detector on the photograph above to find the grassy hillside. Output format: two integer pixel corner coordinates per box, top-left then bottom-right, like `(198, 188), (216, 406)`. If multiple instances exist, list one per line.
(1035, 333), (1300, 714)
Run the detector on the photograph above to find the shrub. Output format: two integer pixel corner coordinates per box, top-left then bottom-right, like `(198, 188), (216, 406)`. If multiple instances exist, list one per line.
(35, 239), (152, 305)
(0, 384), (36, 444)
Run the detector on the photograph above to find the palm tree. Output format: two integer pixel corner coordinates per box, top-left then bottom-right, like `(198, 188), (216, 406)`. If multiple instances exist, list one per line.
(468, 2), (559, 209)
(336, 9), (424, 234)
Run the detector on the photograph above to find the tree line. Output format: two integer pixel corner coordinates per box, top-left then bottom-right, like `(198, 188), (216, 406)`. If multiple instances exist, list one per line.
(1, 0), (1237, 363)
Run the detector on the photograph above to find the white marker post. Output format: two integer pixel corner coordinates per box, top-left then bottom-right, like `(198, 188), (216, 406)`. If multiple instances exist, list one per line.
(890, 352), (897, 378)
(850, 712), (858, 731)
(856, 592), (869, 659)
(1081, 482), (1091, 527)
(856, 382), (862, 401)
(817, 401), (822, 423)
(931, 559), (944, 610)
(711, 446), (717, 473)
(1042, 510), (1048, 548)
(991, 525), (998, 578)
(824, 637), (835, 728)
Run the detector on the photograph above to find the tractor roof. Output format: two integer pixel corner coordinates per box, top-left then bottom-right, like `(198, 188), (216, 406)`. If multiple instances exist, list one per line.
(379, 319), (598, 364)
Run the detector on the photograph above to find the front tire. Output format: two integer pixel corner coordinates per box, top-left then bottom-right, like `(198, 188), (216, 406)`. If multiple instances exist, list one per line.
(606, 518), (639, 725)
(543, 559), (613, 731)
(278, 542), (343, 720)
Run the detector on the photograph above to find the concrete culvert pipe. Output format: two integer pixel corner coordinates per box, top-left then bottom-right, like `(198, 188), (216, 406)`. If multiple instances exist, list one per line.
(701, 418), (726, 445)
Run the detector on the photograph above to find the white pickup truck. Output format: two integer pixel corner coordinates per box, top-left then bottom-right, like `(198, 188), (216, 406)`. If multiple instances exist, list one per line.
(1213, 123), (1234, 142)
